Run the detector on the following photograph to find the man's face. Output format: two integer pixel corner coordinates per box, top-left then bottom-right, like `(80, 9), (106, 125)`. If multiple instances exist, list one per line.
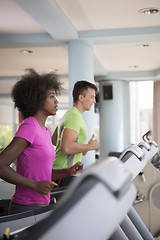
(81, 88), (96, 111)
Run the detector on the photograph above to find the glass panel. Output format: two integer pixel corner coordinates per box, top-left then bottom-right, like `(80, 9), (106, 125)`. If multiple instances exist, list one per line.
(0, 125), (13, 150)
(129, 81), (153, 144)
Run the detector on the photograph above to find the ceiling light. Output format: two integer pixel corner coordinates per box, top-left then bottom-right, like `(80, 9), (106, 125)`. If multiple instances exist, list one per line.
(20, 50), (33, 54)
(141, 44), (150, 47)
(49, 68), (58, 73)
(128, 65), (139, 69)
(139, 8), (159, 14)
(137, 43), (150, 48)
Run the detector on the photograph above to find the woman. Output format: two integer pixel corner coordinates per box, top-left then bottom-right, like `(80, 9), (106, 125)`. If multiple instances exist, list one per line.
(0, 68), (83, 214)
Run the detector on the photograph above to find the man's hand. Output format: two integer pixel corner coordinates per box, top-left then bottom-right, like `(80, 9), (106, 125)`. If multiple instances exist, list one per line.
(88, 134), (99, 150)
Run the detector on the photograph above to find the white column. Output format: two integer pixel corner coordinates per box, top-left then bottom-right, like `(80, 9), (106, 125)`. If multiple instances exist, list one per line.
(68, 40), (96, 167)
(99, 80), (130, 159)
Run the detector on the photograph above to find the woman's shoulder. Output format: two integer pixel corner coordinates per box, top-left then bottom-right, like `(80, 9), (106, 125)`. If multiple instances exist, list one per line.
(22, 116), (37, 125)
(18, 117), (37, 131)
(15, 117), (37, 139)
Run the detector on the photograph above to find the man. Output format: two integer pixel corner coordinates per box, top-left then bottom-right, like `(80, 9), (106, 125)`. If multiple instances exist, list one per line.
(52, 80), (98, 186)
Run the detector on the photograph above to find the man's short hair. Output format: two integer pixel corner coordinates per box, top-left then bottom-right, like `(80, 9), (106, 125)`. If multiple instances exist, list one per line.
(72, 80), (97, 103)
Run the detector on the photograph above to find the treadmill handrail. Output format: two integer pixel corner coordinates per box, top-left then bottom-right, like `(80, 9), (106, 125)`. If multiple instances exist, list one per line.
(119, 145), (145, 161)
(60, 156), (133, 199)
(138, 142), (151, 151)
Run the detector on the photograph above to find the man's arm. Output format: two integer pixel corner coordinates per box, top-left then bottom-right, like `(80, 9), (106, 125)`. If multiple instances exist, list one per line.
(60, 128), (98, 155)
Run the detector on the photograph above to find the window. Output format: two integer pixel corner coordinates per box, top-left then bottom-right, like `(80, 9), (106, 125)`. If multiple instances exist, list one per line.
(129, 81), (153, 144)
(46, 109), (68, 134)
(0, 104), (16, 150)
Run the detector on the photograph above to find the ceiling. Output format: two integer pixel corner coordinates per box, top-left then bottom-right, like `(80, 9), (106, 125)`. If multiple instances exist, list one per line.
(0, 0), (160, 96)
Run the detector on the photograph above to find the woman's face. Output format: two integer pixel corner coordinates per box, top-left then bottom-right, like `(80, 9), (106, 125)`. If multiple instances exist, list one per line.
(42, 89), (58, 116)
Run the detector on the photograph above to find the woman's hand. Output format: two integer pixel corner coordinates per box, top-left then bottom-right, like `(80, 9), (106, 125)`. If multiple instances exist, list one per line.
(69, 162), (83, 175)
(82, 151), (87, 155)
(36, 180), (57, 195)
(52, 162), (84, 180)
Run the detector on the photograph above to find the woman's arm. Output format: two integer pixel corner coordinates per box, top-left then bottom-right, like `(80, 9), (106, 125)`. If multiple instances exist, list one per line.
(52, 126), (58, 146)
(0, 137), (56, 194)
(0, 137), (36, 188)
(52, 162), (83, 180)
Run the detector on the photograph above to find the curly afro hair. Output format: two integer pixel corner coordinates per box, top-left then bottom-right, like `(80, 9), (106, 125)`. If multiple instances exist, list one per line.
(11, 68), (63, 119)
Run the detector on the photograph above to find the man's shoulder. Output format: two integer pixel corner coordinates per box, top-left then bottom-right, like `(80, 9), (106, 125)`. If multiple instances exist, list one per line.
(64, 107), (80, 118)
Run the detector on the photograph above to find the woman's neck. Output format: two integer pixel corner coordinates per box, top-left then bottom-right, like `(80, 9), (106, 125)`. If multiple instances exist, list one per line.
(34, 114), (47, 130)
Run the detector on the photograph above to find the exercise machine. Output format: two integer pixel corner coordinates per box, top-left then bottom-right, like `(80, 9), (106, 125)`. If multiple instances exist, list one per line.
(0, 138), (158, 240)
(0, 187), (67, 235)
(131, 137), (160, 237)
(109, 138), (158, 240)
(0, 156), (137, 240)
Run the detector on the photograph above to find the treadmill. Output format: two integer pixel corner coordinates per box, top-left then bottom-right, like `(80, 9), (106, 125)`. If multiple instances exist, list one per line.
(109, 139), (158, 240)
(0, 156), (137, 240)
(0, 186), (67, 235)
(1, 139), (157, 240)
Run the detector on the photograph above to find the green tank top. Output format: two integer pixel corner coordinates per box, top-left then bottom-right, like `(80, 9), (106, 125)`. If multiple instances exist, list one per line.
(53, 106), (87, 169)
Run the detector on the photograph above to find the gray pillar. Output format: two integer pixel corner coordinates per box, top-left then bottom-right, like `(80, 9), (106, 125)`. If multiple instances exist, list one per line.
(99, 80), (130, 159)
(68, 40), (96, 168)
